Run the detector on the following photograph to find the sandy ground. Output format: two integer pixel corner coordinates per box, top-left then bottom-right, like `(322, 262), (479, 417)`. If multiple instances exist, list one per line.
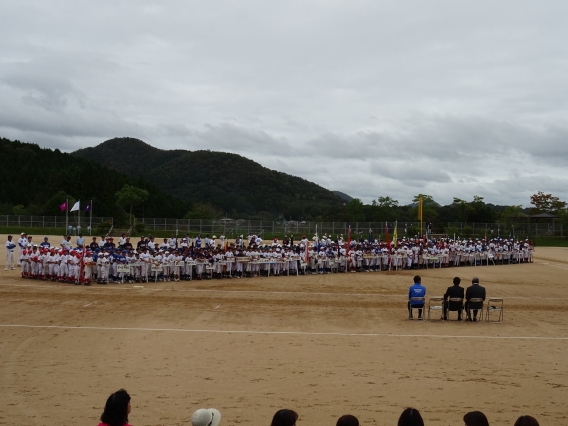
(0, 235), (567, 426)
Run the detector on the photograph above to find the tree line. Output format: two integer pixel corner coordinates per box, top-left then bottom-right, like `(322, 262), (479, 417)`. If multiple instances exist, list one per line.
(0, 137), (188, 224)
(1, 137), (566, 231)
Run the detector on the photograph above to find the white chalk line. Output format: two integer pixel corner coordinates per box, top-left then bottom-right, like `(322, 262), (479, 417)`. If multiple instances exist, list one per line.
(547, 264), (568, 271)
(0, 282), (129, 290)
(0, 324), (567, 341)
(148, 288), (568, 300)
(83, 301), (99, 307)
(1, 281), (567, 300)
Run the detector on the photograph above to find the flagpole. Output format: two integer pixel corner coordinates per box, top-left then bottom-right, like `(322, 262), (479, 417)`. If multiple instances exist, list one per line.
(65, 199), (68, 234)
(419, 196), (423, 239)
(78, 199), (80, 235)
(394, 220), (397, 247)
(89, 199), (93, 235)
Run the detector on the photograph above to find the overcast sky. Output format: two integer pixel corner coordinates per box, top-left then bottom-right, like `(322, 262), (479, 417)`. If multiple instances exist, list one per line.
(1, 1), (567, 207)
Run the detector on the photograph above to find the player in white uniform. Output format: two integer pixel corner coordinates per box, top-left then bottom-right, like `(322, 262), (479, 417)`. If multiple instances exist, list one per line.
(21, 249), (30, 277)
(69, 251), (82, 284)
(5, 235), (16, 271)
(139, 249), (150, 282)
(17, 233), (28, 266)
(83, 251), (94, 285)
(101, 252), (111, 283)
(168, 236), (177, 251)
(40, 248), (50, 279)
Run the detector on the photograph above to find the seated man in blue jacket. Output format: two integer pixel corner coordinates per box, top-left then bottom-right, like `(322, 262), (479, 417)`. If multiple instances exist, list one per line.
(408, 275), (426, 320)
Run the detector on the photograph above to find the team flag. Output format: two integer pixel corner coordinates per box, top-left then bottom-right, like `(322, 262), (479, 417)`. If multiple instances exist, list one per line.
(70, 201), (80, 212)
(59, 201), (67, 211)
(84, 201), (92, 212)
(392, 222), (398, 247)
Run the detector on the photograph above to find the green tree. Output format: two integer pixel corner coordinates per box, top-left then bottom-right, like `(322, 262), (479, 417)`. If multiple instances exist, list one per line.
(184, 202), (224, 220)
(345, 198), (366, 222)
(44, 191), (75, 215)
(454, 195), (496, 223)
(12, 204), (27, 215)
(372, 196), (399, 209)
(499, 205), (526, 220)
(115, 184), (149, 225)
(410, 194), (439, 223)
(530, 191), (566, 214)
(371, 196), (400, 221)
(452, 198), (469, 222)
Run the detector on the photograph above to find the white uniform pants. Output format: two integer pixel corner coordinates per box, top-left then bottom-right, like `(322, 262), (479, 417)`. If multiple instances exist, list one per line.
(5, 251), (15, 270)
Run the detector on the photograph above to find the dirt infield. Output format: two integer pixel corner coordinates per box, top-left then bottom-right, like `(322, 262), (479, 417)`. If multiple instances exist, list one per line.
(0, 235), (567, 425)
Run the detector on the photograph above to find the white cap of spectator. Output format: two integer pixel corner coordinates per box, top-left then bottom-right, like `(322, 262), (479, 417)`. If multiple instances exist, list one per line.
(191, 408), (221, 426)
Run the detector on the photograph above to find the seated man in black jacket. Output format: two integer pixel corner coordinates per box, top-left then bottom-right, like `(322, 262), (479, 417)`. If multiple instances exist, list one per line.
(465, 277), (486, 321)
(443, 277), (464, 320)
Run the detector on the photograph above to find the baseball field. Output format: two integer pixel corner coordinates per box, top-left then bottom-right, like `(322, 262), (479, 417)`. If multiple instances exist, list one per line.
(0, 235), (566, 425)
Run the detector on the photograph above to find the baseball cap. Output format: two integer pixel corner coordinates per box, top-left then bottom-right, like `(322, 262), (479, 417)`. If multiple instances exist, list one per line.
(191, 409), (221, 426)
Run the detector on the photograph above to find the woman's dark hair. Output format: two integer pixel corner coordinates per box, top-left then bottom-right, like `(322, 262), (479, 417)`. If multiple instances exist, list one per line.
(270, 409), (298, 426)
(336, 414), (359, 426)
(514, 415), (539, 426)
(100, 388), (131, 426)
(464, 411), (489, 426)
(398, 407), (424, 426)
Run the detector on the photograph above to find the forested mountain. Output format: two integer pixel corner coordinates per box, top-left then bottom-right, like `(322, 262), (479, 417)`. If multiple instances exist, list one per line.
(0, 137), (188, 220)
(332, 191), (353, 202)
(74, 137), (345, 219)
(4, 136), (559, 231)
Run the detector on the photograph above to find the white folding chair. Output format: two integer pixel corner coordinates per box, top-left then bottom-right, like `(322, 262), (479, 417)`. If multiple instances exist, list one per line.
(409, 297), (426, 321)
(427, 297), (444, 321)
(485, 298), (504, 323)
(447, 297), (464, 321)
(467, 298), (484, 322)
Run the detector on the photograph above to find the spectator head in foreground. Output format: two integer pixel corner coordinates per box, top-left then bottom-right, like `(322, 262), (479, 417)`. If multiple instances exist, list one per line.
(99, 388), (131, 426)
(271, 409), (298, 426)
(463, 411), (489, 426)
(336, 414), (359, 426)
(514, 415), (539, 426)
(397, 407), (424, 426)
(191, 408), (222, 426)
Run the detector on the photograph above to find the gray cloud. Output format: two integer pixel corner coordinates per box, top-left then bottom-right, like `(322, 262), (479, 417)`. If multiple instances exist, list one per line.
(1, 1), (568, 207)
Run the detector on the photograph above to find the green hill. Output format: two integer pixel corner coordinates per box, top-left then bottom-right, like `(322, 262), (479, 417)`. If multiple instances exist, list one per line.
(74, 137), (344, 219)
(0, 137), (189, 220)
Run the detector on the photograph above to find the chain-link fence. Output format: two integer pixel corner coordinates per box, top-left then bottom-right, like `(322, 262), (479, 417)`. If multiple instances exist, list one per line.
(2, 216), (563, 238)
(134, 219), (426, 238)
(134, 219), (566, 239)
(446, 222), (565, 238)
(0, 215), (113, 231)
